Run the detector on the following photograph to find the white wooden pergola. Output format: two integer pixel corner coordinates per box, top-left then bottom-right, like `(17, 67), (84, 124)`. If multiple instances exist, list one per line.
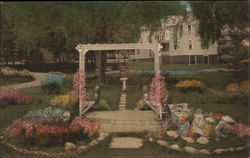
(75, 43), (162, 117)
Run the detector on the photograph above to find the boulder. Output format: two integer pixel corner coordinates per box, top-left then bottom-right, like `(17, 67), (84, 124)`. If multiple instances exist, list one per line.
(77, 145), (88, 153)
(63, 111), (71, 122)
(184, 146), (198, 153)
(205, 117), (215, 123)
(148, 137), (155, 142)
(169, 144), (181, 151)
(181, 137), (195, 143)
(196, 137), (209, 144)
(166, 130), (178, 138)
(235, 146), (246, 151)
(177, 122), (190, 134)
(89, 140), (99, 147)
(64, 142), (77, 151)
(100, 132), (109, 138)
(228, 147), (235, 152)
(215, 121), (234, 138)
(222, 115), (235, 123)
(213, 149), (225, 154)
(199, 149), (210, 154)
(156, 140), (169, 147)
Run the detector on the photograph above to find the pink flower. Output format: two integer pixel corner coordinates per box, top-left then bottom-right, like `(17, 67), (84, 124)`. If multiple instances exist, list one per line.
(233, 123), (250, 136)
(0, 88), (32, 104)
(148, 73), (168, 107)
(72, 70), (88, 106)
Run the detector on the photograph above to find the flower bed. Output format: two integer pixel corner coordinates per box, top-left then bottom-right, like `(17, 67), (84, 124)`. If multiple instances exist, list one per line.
(175, 80), (206, 92)
(3, 107), (100, 147)
(225, 80), (250, 105)
(159, 103), (250, 154)
(0, 88), (32, 105)
(140, 70), (199, 76)
(0, 67), (32, 77)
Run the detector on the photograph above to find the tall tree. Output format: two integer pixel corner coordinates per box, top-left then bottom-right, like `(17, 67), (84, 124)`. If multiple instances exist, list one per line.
(189, 1), (249, 48)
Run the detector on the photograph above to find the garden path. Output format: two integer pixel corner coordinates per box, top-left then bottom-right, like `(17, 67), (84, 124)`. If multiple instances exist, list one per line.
(85, 110), (161, 133)
(1, 72), (48, 89)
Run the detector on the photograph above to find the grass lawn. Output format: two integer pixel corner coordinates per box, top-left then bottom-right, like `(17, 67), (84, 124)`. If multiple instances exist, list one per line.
(0, 76), (35, 86)
(128, 62), (228, 71)
(0, 68), (249, 158)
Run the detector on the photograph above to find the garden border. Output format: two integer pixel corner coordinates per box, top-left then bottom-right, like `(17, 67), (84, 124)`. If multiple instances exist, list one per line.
(0, 132), (110, 157)
(150, 136), (249, 155)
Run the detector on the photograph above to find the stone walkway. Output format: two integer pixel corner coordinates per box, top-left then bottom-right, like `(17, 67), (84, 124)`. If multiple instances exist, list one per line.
(85, 110), (161, 133)
(1, 72), (48, 89)
(118, 92), (127, 110)
(110, 137), (143, 148)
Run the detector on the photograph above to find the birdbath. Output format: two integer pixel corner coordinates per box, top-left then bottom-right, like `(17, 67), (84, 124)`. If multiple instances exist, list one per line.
(120, 77), (128, 91)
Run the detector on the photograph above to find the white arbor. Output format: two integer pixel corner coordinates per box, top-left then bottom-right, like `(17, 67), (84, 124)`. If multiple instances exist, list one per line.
(76, 43), (162, 117)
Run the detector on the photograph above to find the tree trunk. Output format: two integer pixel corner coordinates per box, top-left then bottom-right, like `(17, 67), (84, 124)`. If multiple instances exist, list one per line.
(96, 51), (106, 85)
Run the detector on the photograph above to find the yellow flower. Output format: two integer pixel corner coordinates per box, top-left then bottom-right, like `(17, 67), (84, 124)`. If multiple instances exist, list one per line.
(175, 80), (206, 91)
(50, 93), (77, 107)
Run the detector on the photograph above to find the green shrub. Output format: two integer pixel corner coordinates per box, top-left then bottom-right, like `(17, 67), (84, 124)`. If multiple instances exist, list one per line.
(98, 99), (111, 110)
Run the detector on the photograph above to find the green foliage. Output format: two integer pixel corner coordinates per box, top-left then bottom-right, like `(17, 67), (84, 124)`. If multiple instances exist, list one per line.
(220, 54), (235, 64)
(97, 99), (111, 110)
(190, 1), (249, 48)
(1, 2), (186, 65)
(231, 45), (249, 63)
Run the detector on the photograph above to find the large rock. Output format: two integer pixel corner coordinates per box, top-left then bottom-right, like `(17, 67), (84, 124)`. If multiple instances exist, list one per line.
(77, 145), (88, 153)
(199, 149), (210, 154)
(63, 111), (71, 122)
(97, 132), (109, 142)
(181, 137), (195, 143)
(64, 142), (77, 151)
(184, 146), (198, 153)
(205, 117), (215, 123)
(215, 121), (234, 138)
(222, 115), (235, 124)
(196, 137), (209, 144)
(89, 140), (99, 147)
(192, 114), (205, 135)
(213, 149), (225, 154)
(169, 144), (181, 151)
(156, 140), (169, 147)
(166, 130), (178, 138)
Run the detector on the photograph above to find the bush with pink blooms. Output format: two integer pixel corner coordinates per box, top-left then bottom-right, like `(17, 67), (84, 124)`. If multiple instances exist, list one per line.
(233, 123), (250, 137)
(0, 88), (32, 105)
(148, 73), (168, 107)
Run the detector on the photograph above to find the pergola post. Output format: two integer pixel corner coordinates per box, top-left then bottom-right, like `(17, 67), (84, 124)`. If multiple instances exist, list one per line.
(153, 43), (162, 74)
(79, 49), (87, 117)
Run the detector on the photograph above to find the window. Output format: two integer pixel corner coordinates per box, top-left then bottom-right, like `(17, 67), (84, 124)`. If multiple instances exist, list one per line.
(188, 40), (192, 50)
(162, 43), (170, 52)
(188, 25), (191, 34)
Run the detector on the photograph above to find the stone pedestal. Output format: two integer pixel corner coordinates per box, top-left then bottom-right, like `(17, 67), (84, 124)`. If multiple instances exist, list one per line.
(120, 78), (128, 91)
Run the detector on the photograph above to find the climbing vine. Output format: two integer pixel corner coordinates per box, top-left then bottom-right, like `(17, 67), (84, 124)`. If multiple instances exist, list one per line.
(172, 26), (179, 50)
